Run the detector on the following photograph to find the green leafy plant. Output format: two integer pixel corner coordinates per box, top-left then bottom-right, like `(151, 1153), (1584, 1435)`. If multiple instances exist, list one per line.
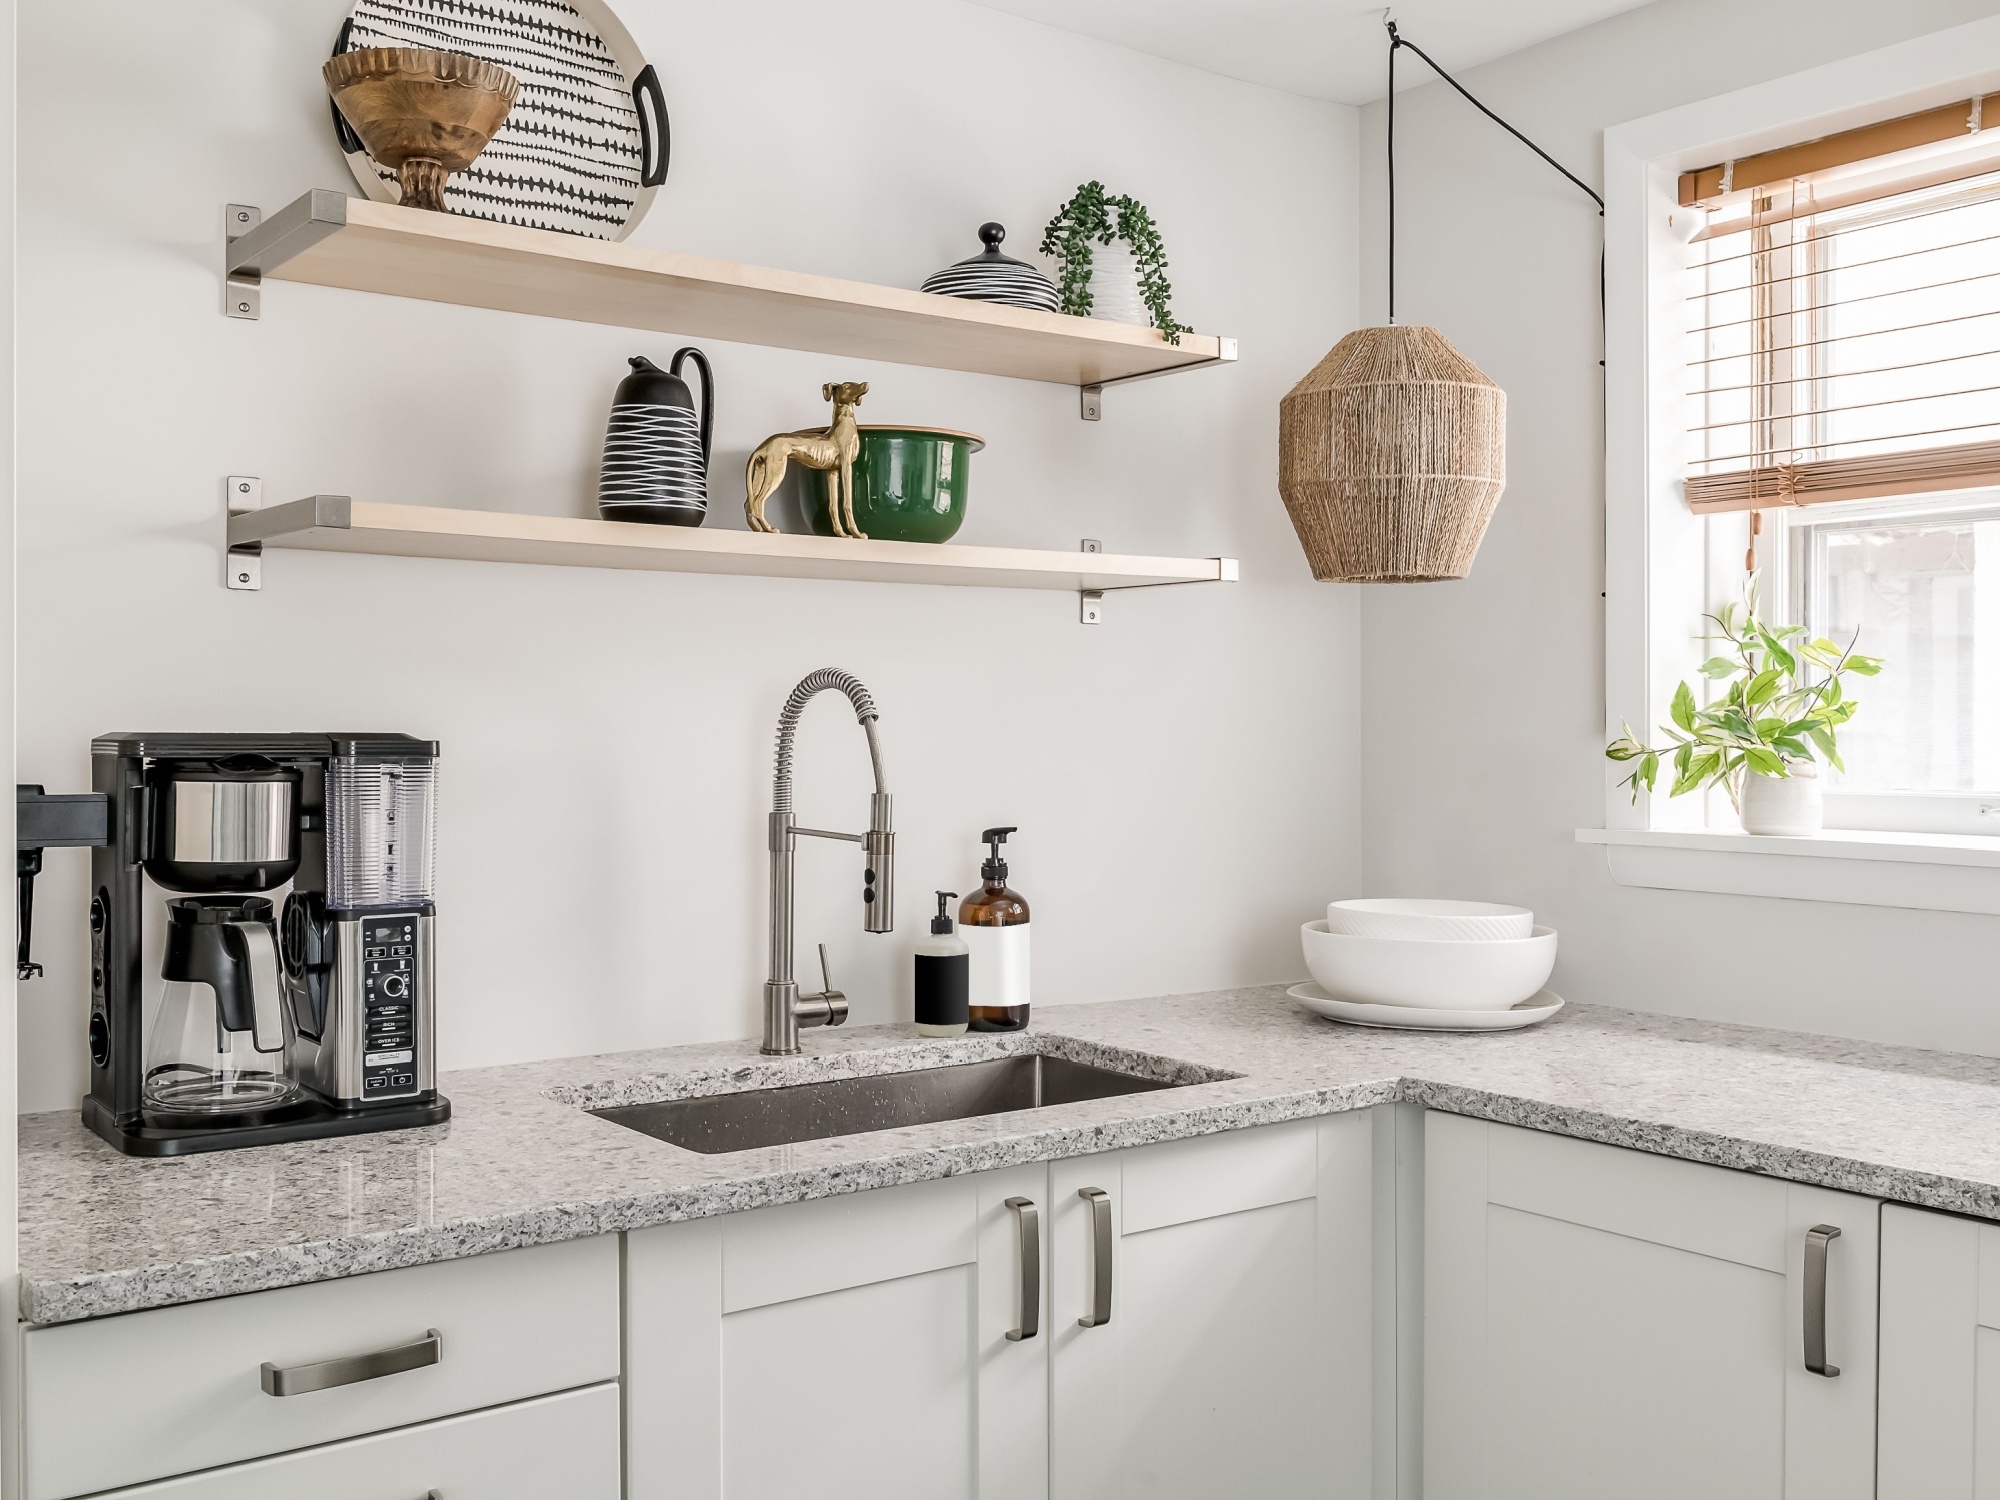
(1039, 181), (1189, 343)
(1605, 578), (1883, 807)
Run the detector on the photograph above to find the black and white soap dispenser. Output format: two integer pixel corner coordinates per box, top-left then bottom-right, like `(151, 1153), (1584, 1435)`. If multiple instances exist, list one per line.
(914, 891), (970, 1038)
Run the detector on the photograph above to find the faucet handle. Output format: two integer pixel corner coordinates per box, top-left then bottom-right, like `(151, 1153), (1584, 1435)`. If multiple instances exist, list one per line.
(796, 943), (849, 1030)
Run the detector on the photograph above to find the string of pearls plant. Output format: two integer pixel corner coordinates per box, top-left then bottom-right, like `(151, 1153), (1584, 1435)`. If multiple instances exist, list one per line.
(1040, 181), (1188, 343)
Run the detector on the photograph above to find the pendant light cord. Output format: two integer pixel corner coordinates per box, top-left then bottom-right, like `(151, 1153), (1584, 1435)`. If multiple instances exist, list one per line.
(1384, 18), (1605, 329)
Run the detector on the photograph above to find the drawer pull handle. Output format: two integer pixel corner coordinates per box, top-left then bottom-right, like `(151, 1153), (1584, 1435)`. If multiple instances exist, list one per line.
(1004, 1196), (1040, 1341)
(260, 1328), (443, 1397)
(1804, 1225), (1841, 1378)
(1077, 1186), (1112, 1328)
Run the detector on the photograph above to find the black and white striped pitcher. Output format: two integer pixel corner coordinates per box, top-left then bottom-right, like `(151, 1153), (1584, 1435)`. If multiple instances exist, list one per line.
(598, 349), (714, 526)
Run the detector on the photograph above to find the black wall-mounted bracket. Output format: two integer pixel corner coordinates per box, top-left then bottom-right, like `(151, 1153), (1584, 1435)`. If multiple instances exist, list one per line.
(16, 785), (111, 980)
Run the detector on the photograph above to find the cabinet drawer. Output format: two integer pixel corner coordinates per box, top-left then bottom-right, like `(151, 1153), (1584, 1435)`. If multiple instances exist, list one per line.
(90, 1382), (620, 1500)
(24, 1236), (618, 1500)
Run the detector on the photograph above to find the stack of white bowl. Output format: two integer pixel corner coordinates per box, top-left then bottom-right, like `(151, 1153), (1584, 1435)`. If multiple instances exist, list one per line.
(1301, 900), (1556, 1013)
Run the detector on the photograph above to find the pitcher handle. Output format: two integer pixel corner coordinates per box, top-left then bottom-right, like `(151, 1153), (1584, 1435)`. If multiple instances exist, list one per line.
(229, 920), (287, 1055)
(671, 347), (714, 463)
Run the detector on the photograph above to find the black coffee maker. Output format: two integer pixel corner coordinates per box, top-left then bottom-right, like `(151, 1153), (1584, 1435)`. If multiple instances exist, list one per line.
(18, 733), (450, 1156)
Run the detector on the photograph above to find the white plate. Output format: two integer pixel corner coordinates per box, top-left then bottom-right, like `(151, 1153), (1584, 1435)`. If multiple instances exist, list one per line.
(1288, 982), (1565, 1033)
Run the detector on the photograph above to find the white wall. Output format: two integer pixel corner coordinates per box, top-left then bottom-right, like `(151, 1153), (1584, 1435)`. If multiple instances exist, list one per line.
(1358, 0), (2000, 1055)
(12, 0), (1359, 1111)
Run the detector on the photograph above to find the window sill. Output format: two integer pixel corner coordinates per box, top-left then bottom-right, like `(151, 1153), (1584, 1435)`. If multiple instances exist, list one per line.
(1574, 827), (2000, 915)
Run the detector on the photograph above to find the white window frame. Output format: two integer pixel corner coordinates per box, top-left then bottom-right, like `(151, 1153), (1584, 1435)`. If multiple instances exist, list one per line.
(1584, 15), (2000, 916)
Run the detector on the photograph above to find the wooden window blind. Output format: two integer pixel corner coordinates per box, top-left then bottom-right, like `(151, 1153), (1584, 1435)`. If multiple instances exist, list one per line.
(1683, 101), (2000, 514)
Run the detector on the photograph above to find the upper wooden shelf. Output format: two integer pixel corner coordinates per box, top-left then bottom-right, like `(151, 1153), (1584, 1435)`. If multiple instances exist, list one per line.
(226, 191), (1238, 397)
(226, 497), (1238, 601)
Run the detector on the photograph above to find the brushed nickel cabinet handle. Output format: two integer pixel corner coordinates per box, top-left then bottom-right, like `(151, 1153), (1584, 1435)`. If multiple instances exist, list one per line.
(1804, 1225), (1841, 1377)
(1077, 1186), (1112, 1328)
(261, 1328), (442, 1396)
(1005, 1196), (1040, 1341)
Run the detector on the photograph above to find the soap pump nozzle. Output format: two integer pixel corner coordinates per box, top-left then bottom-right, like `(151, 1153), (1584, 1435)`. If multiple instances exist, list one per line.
(980, 826), (1017, 883)
(932, 891), (958, 935)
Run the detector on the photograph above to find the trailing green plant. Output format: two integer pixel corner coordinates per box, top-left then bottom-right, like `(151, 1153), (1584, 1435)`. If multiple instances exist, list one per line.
(1039, 181), (1189, 343)
(1605, 577), (1883, 808)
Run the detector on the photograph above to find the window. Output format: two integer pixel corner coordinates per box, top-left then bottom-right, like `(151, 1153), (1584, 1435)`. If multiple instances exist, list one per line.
(1785, 492), (2000, 831)
(1679, 105), (2000, 836)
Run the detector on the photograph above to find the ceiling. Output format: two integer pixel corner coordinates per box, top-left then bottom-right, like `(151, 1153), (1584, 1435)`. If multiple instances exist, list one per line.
(966, 0), (1657, 106)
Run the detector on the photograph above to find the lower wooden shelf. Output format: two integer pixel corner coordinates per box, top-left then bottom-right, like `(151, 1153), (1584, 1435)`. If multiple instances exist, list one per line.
(225, 497), (1238, 596)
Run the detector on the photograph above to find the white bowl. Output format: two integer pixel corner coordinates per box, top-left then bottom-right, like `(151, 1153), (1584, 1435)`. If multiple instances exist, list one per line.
(1300, 920), (1557, 1011)
(1325, 898), (1533, 942)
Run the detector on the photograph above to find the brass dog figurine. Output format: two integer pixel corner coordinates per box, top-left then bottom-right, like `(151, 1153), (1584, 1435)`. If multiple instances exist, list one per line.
(744, 382), (870, 537)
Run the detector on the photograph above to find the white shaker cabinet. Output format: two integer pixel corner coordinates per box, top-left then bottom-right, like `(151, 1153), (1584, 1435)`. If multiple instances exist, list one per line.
(624, 1165), (1050, 1500)
(625, 1113), (1379, 1500)
(1877, 1202), (2000, 1498)
(1424, 1113), (1879, 1500)
(1047, 1114), (1377, 1500)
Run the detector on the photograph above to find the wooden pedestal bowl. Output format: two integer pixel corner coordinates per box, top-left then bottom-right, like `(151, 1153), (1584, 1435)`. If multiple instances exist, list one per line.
(324, 47), (518, 213)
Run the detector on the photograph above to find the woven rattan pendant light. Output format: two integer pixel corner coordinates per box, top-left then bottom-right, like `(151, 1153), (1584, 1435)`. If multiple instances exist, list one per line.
(1279, 20), (1600, 583)
(1279, 325), (1505, 582)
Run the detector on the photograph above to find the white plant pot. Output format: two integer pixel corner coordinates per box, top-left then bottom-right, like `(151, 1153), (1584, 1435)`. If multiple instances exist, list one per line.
(1085, 243), (1149, 325)
(1738, 763), (1823, 836)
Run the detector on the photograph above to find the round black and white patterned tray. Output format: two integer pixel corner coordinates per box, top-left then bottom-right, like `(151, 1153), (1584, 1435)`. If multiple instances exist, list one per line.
(331, 0), (667, 241)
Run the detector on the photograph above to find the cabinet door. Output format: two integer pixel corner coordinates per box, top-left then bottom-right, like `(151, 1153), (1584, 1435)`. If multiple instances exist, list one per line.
(1424, 1113), (1879, 1500)
(1048, 1114), (1377, 1500)
(1877, 1203), (2000, 1498)
(626, 1166), (1048, 1500)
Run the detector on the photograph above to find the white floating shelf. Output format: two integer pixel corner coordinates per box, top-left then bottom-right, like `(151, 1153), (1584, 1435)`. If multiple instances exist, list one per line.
(226, 497), (1239, 595)
(226, 192), (1238, 400)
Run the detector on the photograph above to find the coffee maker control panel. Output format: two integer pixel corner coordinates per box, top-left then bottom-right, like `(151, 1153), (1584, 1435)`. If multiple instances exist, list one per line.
(360, 915), (422, 1098)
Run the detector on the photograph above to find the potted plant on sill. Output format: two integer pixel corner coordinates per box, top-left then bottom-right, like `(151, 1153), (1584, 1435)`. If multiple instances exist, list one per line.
(1605, 581), (1883, 836)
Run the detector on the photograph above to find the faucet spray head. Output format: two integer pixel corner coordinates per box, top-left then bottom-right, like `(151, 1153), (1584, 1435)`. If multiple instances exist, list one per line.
(865, 791), (894, 934)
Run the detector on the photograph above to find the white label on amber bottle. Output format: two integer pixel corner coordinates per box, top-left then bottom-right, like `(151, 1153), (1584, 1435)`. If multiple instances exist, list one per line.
(962, 923), (1029, 1010)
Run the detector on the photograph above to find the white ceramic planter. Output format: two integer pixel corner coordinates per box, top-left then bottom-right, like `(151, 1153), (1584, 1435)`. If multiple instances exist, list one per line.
(1085, 243), (1149, 324)
(1738, 762), (1823, 836)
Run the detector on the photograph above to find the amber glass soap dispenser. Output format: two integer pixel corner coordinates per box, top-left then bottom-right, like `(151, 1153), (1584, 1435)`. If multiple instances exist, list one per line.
(961, 826), (1030, 1032)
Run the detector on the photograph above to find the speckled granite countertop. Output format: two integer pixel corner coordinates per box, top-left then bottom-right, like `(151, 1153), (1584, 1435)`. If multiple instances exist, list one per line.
(24, 986), (2000, 1325)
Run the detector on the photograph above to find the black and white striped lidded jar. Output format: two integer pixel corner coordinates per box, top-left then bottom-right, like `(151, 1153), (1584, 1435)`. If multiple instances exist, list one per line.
(920, 223), (1060, 313)
(598, 350), (713, 526)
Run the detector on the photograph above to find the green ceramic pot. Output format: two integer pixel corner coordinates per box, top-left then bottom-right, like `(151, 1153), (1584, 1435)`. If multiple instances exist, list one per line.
(800, 426), (984, 543)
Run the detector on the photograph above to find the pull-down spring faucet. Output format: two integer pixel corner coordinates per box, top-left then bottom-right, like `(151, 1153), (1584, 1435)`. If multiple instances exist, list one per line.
(763, 669), (894, 1056)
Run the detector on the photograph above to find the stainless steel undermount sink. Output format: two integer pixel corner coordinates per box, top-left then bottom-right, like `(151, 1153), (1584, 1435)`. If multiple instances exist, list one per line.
(590, 1052), (1210, 1155)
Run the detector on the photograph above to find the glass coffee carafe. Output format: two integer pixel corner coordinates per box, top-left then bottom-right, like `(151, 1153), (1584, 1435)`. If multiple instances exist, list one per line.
(144, 896), (298, 1114)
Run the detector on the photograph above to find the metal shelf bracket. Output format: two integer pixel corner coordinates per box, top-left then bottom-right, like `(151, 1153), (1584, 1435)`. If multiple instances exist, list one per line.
(1078, 538), (1239, 622)
(223, 192), (349, 321)
(225, 206), (262, 319)
(1080, 539), (1104, 624)
(225, 487), (354, 592)
(225, 475), (263, 590)
(1079, 337), (1239, 420)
